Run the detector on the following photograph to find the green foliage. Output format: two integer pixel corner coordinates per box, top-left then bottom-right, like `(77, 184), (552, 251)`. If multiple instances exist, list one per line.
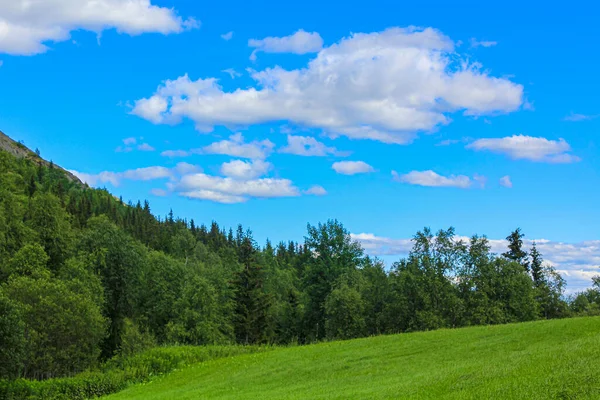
(4, 243), (51, 280)
(166, 275), (232, 345)
(3, 277), (107, 379)
(0, 293), (26, 379)
(233, 236), (273, 344)
(25, 192), (73, 270)
(0, 345), (270, 400)
(118, 319), (156, 358)
(325, 282), (366, 340)
(78, 216), (146, 359)
(303, 220), (365, 340)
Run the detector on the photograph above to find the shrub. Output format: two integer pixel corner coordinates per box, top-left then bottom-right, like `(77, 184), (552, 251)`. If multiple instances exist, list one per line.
(0, 345), (271, 399)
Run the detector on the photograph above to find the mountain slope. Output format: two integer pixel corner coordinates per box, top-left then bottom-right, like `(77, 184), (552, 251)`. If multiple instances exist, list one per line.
(106, 317), (600, 400)
(0, 130), (83, 185)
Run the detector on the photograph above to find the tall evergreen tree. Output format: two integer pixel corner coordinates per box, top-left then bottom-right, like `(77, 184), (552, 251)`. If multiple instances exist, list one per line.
(503, 228), (529, 272)
(233, 236), (272, 344)
(530, 242), (544, 285)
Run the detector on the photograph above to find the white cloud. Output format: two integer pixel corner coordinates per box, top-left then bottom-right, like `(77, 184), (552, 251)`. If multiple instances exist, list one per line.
(173, 162), (201, 175)
(161, 149), (195, 158)
(332, 161), (375, 175)
(473, 174), (487, 188)
(220, 159), (271, 180)
(248, 29), (323, 60)
(0, 0), (198, 55)
(393, 170), (473, 188)
(151, 188), (168, 197)
(280, 135), (347, 157)
(436, 139), (460, 146)
(72, 161), (318, 204)
(115, 146), (133, 153)
(304, 185), (327, 196)
(123, 137), (137, 145)
(499, 175), (513, 188)
(352, 233), (600, 292)
(137, 143), (155, 151)
(470, 38), (497, 48)
(69, 162), (198, 187)
(203, 133), (274, 159)
(221, 31), (233, 41)
(467, 135), (580, 163)
(351, 233), (414, 256)
(132, 27), (523, 144)
(563, 112), (597, 122)
(222, 68), (241, 79)
(131, 95), (168, 124)
(172, 173), (300, 203)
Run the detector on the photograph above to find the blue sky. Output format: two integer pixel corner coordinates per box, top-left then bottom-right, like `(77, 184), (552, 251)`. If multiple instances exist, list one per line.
(0, 0), (598, 291)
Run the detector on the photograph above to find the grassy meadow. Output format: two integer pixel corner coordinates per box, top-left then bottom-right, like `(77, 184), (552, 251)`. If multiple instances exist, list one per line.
(106, 317), (600, 400)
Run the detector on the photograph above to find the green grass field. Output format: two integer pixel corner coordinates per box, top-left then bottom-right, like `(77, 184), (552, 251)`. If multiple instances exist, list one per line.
(106, 317), (600, 399)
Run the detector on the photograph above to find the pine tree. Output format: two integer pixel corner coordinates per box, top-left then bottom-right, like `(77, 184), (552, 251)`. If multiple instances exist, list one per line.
(233, 236), (272, 344)
(235, 224), (244, 248)
(503, 228), (529, 272)
(530, 242), (544, 285)
(28, 174), (36, 197)
(227, 228), (234, 246)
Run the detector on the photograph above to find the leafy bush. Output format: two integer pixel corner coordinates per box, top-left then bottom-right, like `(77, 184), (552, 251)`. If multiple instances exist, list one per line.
(0, 345), (270, 400)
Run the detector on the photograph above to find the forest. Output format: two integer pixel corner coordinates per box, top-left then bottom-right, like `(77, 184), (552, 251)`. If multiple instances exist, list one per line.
(0, 144), (599, 383)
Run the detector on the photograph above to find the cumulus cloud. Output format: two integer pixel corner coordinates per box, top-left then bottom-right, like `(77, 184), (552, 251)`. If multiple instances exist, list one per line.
(131, 27), (523, 144)
(220, 159), (271, 180)
(203, 133), (275, 159)
(332, 161), (375, 175)
(0, 0), (198, 55)
(248, 29), (323, 60)
(352, 233), (600, 292)
(171, 173), (300, 204)
(131, 95), (168, 124)
(304, 185), (327, 196)
(137, 143), (155, 152)
(69, 162), (199, 187)
(351, 233), (414, 256)
(393, 170), (473, 188)
(563, 112), (597, 122)
(123, 137), (137, 146)
(221, 31), (233, 41)
(499, 175), (513, 188)
(71, 158), (322, 204)
(280, 135), (347, 157)
(467, 135), (580, 163)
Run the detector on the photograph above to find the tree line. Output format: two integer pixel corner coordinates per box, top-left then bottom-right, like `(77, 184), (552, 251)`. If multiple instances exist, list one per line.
(0, 148), (598, 381)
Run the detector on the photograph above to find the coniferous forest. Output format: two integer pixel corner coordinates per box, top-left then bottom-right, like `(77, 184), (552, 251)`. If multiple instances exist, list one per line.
(0, 143), (599, 384)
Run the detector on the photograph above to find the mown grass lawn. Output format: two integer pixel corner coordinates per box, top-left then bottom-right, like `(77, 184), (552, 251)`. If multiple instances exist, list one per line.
(106, 317), (600, 399)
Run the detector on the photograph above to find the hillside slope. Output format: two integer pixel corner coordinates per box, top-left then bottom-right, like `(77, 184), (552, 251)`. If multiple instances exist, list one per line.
(106, 317), (600, 400)
(0, 130), (83, 185)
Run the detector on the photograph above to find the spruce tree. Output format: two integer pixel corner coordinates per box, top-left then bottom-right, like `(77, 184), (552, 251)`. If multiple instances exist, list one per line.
(530, 242), (544, 285)
(233, 236), (272, 344)
(503, 228), (529, 272)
